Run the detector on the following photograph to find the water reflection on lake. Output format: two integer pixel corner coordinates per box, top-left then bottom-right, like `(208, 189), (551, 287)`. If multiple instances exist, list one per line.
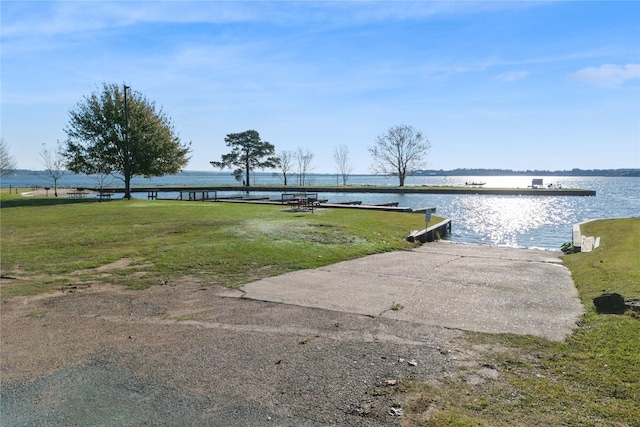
(450, 196), (567, 246)
(447, 196), (576, 248)
(316, 176), (638, 250)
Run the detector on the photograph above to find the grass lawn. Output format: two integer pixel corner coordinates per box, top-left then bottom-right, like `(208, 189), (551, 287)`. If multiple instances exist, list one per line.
(2, 191), (638, 425)
(402, 217), (640, 426)
(0, 191), (431, 297)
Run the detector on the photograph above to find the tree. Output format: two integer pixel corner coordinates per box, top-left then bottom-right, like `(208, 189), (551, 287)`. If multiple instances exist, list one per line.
(40, 142), (66, 197)
(295, 148), (314, 186)
(369, 124), (430, 186)
(211, 130), (279, 187)
(276, 150), (295, 186)
(333, 144), (353, 186)
(64, 83), (191, 199)
(0, 137), (17, 177)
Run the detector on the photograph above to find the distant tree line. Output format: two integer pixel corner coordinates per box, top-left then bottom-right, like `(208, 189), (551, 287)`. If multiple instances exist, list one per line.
(414, 168), (640, 177)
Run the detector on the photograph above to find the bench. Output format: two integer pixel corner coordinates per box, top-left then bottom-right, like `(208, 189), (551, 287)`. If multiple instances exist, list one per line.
(68, 190), (89, 198)
(97, 191), (114, 201)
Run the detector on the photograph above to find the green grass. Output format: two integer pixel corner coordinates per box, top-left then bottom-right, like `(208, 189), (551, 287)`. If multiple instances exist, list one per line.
(0, 193), (432, 296)
(563, 218), (640, 304)
(402, 217), (640, 427)
(4, 191), (637, 425)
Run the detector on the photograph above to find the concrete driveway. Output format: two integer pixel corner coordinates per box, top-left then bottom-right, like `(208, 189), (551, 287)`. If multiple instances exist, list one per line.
(2, 242), (585, 426)
(232, 242), (584, 341)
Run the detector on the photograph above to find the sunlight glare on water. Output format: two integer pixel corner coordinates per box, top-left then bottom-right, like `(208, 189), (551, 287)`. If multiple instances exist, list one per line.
(448, 195), (575, 248)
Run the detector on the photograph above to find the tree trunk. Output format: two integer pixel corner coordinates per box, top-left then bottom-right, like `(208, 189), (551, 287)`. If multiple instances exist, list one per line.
(245, 158), (250, 187)
(124, 173), (132, 199)
(124, 86), (131, 199)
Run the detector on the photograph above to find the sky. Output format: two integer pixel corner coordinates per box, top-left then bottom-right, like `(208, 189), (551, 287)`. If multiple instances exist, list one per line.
(1, 1), (639, 174)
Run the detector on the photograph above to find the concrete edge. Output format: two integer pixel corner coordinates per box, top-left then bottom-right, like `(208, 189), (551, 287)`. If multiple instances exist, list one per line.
(572, 218), (610, 252)
(407, 219), (452, 243)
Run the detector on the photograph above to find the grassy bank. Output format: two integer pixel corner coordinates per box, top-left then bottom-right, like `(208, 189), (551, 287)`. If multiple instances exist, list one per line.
(402, 217), (640, 426)
(0, 193), (431, 297)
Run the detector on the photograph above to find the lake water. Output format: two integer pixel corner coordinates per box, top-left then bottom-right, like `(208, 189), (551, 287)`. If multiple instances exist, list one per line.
(2, 171), (638, 251)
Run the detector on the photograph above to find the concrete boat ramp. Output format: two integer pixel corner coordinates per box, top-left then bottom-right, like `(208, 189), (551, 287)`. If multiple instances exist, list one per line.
(222, 242), (584, 341)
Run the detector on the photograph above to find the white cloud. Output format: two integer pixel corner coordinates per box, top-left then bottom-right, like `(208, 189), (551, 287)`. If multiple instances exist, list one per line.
(1, 0), (548, 39)
(570, 64), (640, 88)
(496, 71), (530, 82)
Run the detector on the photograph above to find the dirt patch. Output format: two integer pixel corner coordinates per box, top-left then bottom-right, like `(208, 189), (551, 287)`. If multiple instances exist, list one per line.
(21, 188), (97, 197)
(1, 279), (477, 426)
(94, 258), (138, 271)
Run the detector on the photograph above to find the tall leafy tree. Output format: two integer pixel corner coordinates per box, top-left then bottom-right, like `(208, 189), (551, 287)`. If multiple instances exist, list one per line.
(64, 83), (191, 199)
(211, 130), (279, 187)
(369, 124), (430, 186)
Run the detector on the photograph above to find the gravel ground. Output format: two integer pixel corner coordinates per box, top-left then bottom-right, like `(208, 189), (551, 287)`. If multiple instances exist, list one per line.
(1, 280), (474, 426)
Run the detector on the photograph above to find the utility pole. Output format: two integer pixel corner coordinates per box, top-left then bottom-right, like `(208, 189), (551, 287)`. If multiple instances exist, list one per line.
(123, 84), (131, 199)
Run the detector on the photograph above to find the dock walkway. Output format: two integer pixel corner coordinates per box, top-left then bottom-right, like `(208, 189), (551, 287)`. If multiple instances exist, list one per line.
(95, 185), (596, 197)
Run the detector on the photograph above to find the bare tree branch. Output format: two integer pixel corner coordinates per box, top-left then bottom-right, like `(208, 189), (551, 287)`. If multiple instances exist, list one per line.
(295, 148), (314, 186)
(368, 125), (430, 186)
(40, 142), (66, 197)
(0, 137), (17, 177)
(276, 150), (295, 186)
(333, 144), (353, 186)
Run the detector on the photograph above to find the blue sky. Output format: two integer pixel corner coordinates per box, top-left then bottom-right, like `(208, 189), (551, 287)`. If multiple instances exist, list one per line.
(2, 1), (639, 173)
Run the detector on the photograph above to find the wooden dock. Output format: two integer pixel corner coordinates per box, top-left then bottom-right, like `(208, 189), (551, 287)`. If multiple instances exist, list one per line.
(210, 197), (424, 213)
(318, 203), (413, 212)
(97, 185), (596, 197)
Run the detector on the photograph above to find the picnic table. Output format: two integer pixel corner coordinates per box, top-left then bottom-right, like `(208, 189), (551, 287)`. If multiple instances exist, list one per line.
(177, 190), (217, 201)
(68, 190), (89, 198)
(282, 192), (320, 213)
